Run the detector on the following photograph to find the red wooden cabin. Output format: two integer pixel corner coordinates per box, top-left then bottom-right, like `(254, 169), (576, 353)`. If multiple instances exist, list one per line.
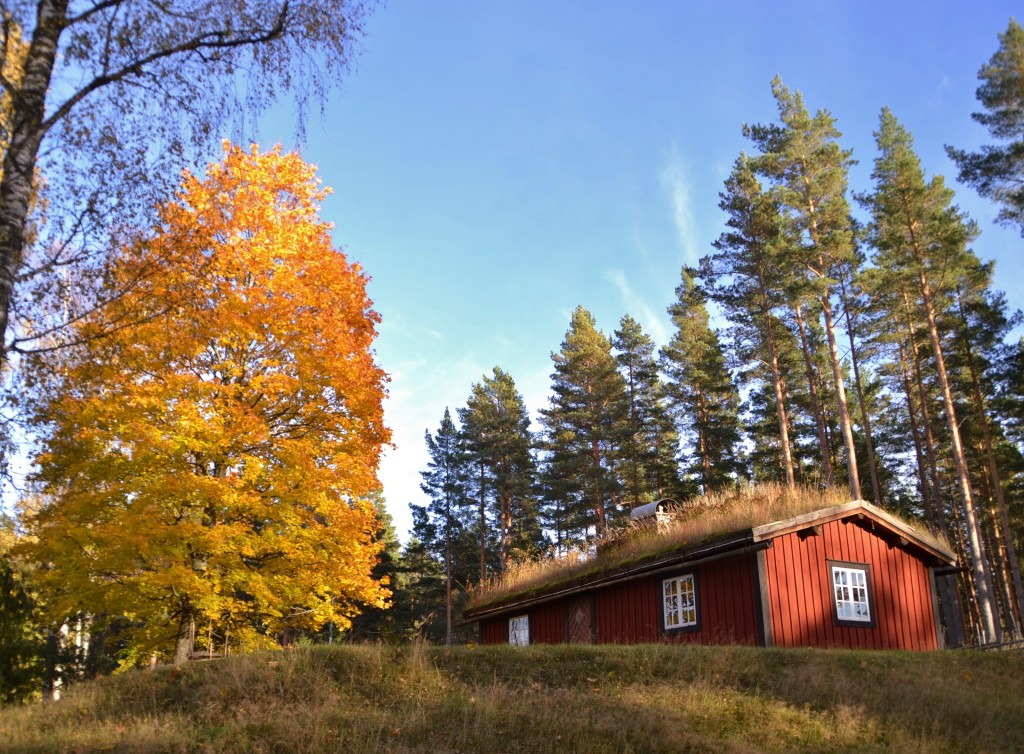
(464, 501), (957, 651)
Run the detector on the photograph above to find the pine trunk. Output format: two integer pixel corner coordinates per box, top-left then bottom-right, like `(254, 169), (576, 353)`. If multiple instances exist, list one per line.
(897, 311), (966, 646)
(445, 497), (453, 648)
(763, 305), (796, 487)
(792, 304), (834, 485)
(839, 277), (882, 504)
(819, 292), (862, 499)
(591, 436), (606, 538)
(478, 461), (486, 583)
(955, 292), (1024, 634)
(918, 270), (1000, 643)
(896, 339), (935, 523)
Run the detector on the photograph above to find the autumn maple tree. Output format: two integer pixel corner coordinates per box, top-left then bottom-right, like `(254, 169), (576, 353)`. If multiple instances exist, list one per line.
(17, 144), (391, 665)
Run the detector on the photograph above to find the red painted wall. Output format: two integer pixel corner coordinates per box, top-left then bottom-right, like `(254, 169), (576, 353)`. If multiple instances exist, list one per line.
(479, 554), (759, 646)
(478, 524), (940, 651)
(479, 598), (564, 644)
(595, 553), (758, 645)
(762, 519), (939, 650)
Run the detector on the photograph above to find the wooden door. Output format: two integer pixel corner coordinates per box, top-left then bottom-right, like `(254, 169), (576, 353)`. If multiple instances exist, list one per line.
(566, 595), (594, 644)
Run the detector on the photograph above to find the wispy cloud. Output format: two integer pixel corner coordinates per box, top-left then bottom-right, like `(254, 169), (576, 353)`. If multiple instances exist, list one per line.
(659, 144), (700, 264)
(603, 269), (670, 345)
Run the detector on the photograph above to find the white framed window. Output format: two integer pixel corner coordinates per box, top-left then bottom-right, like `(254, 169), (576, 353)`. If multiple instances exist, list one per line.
(662, 573), (697, 631)
(509, 614), (529, 646)
(830, 562), (873, 625)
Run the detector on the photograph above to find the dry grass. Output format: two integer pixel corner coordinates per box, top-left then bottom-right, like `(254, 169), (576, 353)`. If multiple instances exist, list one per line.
(0, 642), (1020, 753)
(468, 484), (919, 611)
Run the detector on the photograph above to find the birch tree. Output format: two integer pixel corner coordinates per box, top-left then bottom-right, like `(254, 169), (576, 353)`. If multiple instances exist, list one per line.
(0, 0), (372, 361)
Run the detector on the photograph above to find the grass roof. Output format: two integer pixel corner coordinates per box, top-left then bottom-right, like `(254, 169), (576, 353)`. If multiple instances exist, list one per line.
(466, 483), (947, 613)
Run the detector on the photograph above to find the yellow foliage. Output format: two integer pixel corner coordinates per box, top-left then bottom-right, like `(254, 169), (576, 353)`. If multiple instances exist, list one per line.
(18, 144), (391, 664)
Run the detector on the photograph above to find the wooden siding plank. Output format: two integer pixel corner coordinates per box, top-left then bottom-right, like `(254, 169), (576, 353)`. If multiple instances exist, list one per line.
(771, 538), (791, 646)
(780, 533), (797, 646)
(810, 532), (827, 647)
(887, 540), (905, 649)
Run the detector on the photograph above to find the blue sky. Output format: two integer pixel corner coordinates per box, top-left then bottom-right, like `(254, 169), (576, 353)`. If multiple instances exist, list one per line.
(258, 1), (1023, 540)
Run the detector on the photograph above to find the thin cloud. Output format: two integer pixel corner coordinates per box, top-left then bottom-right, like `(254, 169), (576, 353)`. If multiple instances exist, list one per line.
(659, 145), (700, 264)
(604, 268), (670, 345)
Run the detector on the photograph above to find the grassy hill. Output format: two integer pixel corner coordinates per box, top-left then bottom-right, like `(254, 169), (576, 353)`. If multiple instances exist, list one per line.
(0, 643), (1021, 753)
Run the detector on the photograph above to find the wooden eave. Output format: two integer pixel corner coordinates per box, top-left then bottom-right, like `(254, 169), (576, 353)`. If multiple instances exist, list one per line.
(751, 499), (956, 567)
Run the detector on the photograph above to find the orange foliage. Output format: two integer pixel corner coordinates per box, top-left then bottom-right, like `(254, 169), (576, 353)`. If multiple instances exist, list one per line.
(19, 144), (391, 664)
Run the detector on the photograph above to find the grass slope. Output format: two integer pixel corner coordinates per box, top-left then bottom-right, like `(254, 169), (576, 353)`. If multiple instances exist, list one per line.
(0, 643), (1021, 753)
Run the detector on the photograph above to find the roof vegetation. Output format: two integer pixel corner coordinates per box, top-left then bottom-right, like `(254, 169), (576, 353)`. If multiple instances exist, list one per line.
(467, 483), (947, 612)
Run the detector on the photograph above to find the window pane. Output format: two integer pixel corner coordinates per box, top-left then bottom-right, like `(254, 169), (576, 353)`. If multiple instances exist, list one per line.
(663, 574), (697, 629)
(831, 565), (870, 623)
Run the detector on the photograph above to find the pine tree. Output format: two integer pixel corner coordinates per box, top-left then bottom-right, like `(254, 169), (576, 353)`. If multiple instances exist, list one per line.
(948, 19), (1024, 234)
(661, 268), (745, 493)
(745, 77), (862, 499)
(343, 496), (408, 643)
(540, 306), (628, 542)
(837, 247), (885, 505)
(611, 315), (682, 503)
(865, 107), (1002, 643)
(420, 408), (470, 646)
(948, 273), (1024, 634)
(703, 156), (796, 487)
(460, 367), (543, 568)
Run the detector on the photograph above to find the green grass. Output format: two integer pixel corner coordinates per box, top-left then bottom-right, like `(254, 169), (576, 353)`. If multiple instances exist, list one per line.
(0, 642), (1020, 753)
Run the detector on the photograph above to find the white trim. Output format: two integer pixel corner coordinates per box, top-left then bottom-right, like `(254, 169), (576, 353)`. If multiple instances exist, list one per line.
(662, 574), (697, 629)
(509, 614), (530, 646)
(831, 564), (871, 623)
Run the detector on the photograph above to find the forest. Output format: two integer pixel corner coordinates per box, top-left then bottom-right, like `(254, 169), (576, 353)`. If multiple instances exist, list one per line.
(0, 2), (1022, 703)
(396, 33), (1024, 650)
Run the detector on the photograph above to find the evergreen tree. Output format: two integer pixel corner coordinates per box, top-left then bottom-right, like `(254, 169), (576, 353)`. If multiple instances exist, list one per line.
(948, 19), (1024, 234)
(865, 107), (1002, 643)
(343, 495), (409, 643)
(611, 315), (682, 503)
(703, 156), (797, 487)
(399, 511), (480, 644)
(837, 246), (886, 505)
(661, 268), (745, 492)
(540, 306), (628, 542)
(460, 367), (544, 568)
(391, 533), (447, 642)
(0, 520), (44, 703)
(745, 77), (862, 499)
(419, 408), (471, 646)
(948, 273), (1024, 634)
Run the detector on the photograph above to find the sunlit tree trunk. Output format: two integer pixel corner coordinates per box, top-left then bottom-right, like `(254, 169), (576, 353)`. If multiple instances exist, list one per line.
(918, 269), (1000, 643)
(839, 275), (881, 503)
(954, 290), (1024, 634)
(792, 304), (834, 486)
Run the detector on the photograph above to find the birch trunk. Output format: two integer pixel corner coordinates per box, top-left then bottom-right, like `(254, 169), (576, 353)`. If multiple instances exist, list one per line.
(0, 0), (68, 360)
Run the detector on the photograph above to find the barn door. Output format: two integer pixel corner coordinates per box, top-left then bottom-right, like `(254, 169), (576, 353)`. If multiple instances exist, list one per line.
(566, 595), (594, 644)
